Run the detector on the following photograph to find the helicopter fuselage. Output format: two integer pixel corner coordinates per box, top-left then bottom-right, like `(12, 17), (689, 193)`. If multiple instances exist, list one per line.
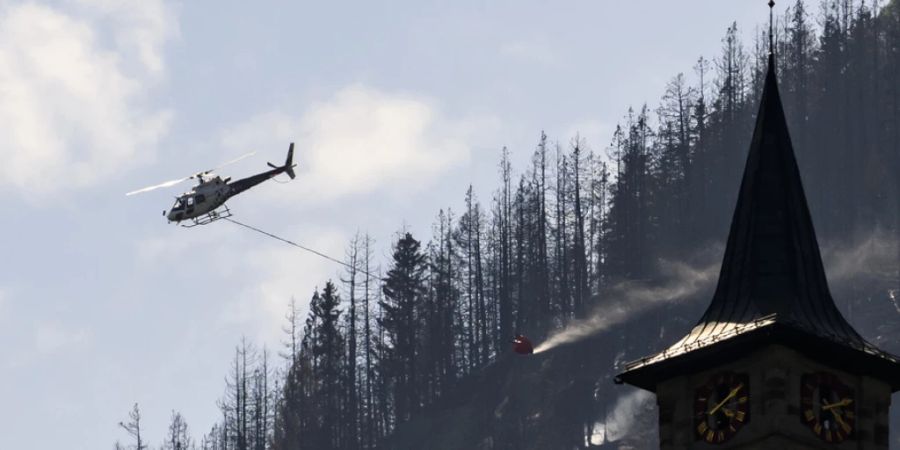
(166, 176), (230, 223)
(165, 145), (296, 225)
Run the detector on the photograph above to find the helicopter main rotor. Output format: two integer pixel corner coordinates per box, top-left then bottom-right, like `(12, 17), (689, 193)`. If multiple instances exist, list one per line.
(125, 152), (256, 196)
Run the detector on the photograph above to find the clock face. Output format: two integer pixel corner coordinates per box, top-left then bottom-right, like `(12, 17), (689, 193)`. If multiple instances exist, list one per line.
(800, 372), (855, 443)
(694, 371), (750, 444)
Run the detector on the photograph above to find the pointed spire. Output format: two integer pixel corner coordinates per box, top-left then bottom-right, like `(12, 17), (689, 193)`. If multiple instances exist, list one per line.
(769, 0), (775, 56)
(615, 5), (900, 391)
(693, 50), (854, 343)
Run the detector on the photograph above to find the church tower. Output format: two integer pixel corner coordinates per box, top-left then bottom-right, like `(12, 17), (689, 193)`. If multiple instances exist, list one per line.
(615, 3), (900, 449)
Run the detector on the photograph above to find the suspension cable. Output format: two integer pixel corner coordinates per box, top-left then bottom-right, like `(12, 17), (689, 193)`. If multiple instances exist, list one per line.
(223, 217), (378, 278)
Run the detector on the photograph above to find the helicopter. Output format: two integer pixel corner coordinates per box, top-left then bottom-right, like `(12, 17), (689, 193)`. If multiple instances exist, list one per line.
(127, 143), (297, 227)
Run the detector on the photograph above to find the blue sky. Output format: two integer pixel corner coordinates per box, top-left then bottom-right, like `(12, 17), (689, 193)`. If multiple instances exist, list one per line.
(0, 1), (798, 448)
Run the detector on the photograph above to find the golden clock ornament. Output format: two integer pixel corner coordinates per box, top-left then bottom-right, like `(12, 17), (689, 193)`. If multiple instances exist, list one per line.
(800, 372), (855, 443)
(693, 371), (750, 444)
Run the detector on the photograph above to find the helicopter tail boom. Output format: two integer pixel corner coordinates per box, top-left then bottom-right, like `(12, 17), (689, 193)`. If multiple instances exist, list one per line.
(268, 143), (296, 179)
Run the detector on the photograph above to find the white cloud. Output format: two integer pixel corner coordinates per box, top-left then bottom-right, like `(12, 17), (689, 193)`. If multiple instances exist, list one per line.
(34, 321), (91, 355)
(221, 228), (347, 346)
(69, 0), (177, 76)
(500, 39), (557, 66)
(222, 85), (494, 206)
(135, 225), (232, 267)
(0, 2), (173, 198)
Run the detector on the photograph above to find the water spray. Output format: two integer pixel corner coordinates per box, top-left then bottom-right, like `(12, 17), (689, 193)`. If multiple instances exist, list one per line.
(533, 259), (720, 354)
(526, 232), (896, 355)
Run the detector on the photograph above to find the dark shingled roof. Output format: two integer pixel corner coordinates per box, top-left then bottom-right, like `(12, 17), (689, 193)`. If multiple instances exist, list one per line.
(615, 54), (900, 392)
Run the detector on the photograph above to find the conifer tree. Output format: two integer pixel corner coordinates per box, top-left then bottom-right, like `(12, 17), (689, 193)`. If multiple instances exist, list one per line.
(380, 232), (428, 423)
(162, 411), (193, 450)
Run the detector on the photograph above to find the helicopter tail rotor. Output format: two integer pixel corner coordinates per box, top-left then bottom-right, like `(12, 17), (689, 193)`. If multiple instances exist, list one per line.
(284, 143), (296, 179)
(268, 143), (297, 179)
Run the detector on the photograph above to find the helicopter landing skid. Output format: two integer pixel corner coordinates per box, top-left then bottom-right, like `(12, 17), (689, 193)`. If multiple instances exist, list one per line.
(181, 206), (233, 228)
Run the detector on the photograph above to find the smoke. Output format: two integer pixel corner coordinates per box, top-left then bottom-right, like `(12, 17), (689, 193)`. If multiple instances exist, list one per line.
(820, 229), (899, 317)
(533, 258), (720, 354)
(534, 230), (900, 355)
(532, 229), (899, 355)
(821, 229), (898, 285)
(588, 389), (655, 445)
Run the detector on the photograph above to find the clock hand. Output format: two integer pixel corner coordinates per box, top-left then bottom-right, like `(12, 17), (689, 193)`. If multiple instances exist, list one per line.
(821, 398), (853, 411)
(829, 407), (850, 430)
(709, 383), (744, 415)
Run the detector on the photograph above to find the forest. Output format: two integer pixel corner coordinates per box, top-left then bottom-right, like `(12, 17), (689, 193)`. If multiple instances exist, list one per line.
(115, 1), (900, 449)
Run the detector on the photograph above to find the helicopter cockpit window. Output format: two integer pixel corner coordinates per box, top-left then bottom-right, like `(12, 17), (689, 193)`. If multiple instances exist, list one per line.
(171, 198), (185, 211)
(186, 196), (194, 206)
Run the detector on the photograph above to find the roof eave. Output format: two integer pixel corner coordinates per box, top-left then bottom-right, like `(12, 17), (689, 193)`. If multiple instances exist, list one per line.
(615, 323), (900, 393)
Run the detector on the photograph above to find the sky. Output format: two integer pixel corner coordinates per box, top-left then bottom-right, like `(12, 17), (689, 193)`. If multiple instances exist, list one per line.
(0, 1), (800, 448)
